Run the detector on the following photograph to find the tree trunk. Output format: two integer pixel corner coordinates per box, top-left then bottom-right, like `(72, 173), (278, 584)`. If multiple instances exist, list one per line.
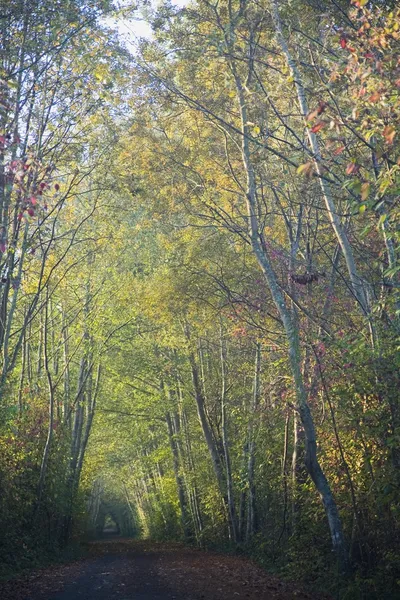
(270, 0), (368, 317)
(180, 398), (203, 541)
(229, 55), (349, 571)
(74, 363), (100, 489)
(246, 342), (261, 541)
(37, 294), (54, 508)
(220, 325), (239, 543)
(166, 410), (190, 540)
(188, 347), (226, 498)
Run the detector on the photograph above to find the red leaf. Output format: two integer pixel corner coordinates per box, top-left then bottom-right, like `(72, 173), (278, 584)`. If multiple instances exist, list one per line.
(340, 38), (347, 48)
(333, 145), (346, 155)
(369, 91), (381, 102)
(310, 121), (326, 133)
(346, 163), (359, 175)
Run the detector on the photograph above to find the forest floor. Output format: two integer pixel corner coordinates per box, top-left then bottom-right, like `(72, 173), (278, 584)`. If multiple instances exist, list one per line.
(0, 538), (332, 600)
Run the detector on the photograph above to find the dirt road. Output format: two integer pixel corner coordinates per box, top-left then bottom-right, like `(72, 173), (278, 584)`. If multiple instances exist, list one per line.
(0, 539), (329, 600)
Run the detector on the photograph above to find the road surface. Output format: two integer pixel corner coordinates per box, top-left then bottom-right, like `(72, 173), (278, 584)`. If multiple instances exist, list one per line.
(0, 539), (329, 600)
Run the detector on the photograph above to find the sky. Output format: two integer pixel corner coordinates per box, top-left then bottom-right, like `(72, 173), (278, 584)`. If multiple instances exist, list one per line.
(104, 0), (188, 49)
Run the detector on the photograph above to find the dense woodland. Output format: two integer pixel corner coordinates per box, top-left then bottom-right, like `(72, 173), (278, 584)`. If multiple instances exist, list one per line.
(0, 0), (399, 597)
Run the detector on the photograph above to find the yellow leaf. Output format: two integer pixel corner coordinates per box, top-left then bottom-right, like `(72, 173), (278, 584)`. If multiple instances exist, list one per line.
(378, 213), (387, 227)
(297, 162), (314, 177)
(361, 182), (370, 201)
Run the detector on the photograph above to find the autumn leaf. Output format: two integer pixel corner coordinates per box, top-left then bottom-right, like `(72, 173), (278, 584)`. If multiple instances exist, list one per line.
(307, 108), (319, 121)
(383, 125), (396, 144)
(297, 162), (314, 177)
(378, 213), (387, 227)
(369, 91), (381, 102)
(361, 182), (370, 201)
(333, 145), (346, 155)
(346, 162), (360, 175)
(310, 121), (326, 133)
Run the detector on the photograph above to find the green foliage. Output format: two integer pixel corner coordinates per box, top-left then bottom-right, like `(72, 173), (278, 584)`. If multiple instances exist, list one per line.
(1, 0), (400, 598)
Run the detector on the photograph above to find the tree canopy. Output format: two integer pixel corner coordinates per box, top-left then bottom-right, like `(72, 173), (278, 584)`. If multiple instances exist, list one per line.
(0, 0), (399, 597)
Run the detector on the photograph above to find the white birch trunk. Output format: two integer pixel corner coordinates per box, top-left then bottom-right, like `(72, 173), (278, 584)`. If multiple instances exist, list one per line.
(231, 60), (349, 571)
(270, 0), (368, 317)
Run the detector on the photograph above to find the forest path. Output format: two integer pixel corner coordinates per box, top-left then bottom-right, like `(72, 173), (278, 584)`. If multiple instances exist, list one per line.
(0, 539), (330, 600)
